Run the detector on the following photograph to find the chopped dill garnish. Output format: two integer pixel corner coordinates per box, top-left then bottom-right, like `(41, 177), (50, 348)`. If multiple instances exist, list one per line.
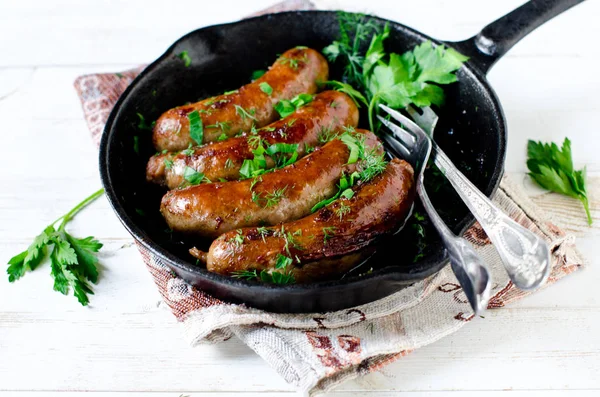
(322, 227), (337, 244)
(335, 203), (351, 220)
(235, 105), (256, 121)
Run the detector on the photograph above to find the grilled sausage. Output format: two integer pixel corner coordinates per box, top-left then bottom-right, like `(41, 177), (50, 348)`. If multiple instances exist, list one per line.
(160, 130), (382, 238)
(152, 47), (329, 151)
(194, 159), (415, 283)
(147, 91), (359, 189)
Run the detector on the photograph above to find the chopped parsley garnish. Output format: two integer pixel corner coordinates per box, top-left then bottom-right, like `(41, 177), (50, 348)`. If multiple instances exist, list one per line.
(181, 143), (195, 156)
(311, 131), (387, 212)
(224, 158), (234, 169)
(223, 89), (238, 95)
(274, 93), (314, 118)
(275, 254), (293, 269)
(265, 143), (299, 167)
(6, 189), (105, 305)
(527, 138), (592, 224)
(240, 141), (299, 179)
(163, 158), (174, 170)
(274, 101), (295, 119)
(136, 113), (154, 131)
(217, 133), (228, 141)
(259, 82), (273, 96)
(240, 142), (267, 179)
(252, 69), (266, 80)
(340, 133), (360, 164)
(188, 110), (203, 145)
(133, 136), (140, 154)
(261, 267), (295, 285)
(183, 166), (206, 185)
(178, 51), (191, 67)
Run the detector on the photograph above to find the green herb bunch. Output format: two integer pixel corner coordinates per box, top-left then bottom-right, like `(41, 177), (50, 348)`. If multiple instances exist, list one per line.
(7, 189), (105, 305)
(527, 138), (592, 225)
(323, 12), (468, 132)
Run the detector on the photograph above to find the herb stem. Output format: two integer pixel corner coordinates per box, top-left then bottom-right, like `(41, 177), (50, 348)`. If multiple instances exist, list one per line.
(57, 188), (105, 231)
(582, 197), (593, 225)
(367, 95), (379, 133)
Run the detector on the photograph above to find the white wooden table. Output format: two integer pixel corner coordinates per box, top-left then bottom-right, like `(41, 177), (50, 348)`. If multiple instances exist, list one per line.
(1, 0), (599, 395)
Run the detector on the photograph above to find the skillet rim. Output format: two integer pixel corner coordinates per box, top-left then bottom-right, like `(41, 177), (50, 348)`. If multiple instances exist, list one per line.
(99, 10), (506, 298)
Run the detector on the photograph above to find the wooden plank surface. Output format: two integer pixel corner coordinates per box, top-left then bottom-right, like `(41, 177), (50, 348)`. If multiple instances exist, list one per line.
(0, 0), (599, 395)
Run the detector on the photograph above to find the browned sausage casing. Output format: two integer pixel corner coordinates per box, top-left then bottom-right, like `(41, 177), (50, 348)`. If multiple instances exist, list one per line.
(160, 130), (382, 238)
(200, 159), (415, 283)
(147, 90), (359, 189)
(152, 47), (329, 151)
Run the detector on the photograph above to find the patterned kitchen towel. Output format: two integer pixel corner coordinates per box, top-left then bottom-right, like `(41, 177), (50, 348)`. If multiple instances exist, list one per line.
(73, 0), (587, 395)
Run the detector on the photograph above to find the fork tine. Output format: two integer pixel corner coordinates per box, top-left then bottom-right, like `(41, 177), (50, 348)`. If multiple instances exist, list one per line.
(376, 115), (416, 147)
(380, 131), (412, 160)
(406, 105), (439, 135)
(379, 104), (425, 137)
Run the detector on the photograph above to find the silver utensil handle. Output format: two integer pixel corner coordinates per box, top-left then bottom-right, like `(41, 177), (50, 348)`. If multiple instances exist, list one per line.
(433, 149), (551, 290)
(417, 183), (491, 314)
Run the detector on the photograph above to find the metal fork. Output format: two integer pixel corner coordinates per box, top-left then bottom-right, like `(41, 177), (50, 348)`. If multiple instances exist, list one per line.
(381, 104), (551, 290)
(377, 108), (492, 315)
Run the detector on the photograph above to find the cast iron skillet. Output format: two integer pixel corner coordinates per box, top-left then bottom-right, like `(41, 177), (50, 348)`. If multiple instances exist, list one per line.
(100, 0), (583, 313)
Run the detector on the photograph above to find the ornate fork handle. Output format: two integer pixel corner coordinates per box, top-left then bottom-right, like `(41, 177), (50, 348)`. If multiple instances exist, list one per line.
(417, 182), (491, 313)
(433, 148), (551, 290)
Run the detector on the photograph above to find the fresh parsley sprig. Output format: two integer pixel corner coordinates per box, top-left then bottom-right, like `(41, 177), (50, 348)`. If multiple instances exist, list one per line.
(7, 188), (105, 306)
(527, 138), (592, 225)
(188, 110), (203, 145)
(364, 35), (468, 131)
(274, 93), (314, 118)
(324, 12), (468, 132)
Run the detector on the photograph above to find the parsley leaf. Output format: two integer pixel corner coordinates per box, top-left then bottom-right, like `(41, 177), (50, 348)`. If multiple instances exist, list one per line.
(183, 166), (206, 185)
(240, 140), (300, 180)
(6, 189), (105, 305)
(274, 100), (296, 118)
(252, 69), (266, 80)
(178, 51), (191, 67)
(274, 93), (314, 118)
(527, 138), (592, 225)
(326, 80), (368, 107)
(259, 82), (273, 96)
(188, 110), (203, 145)
(275, 254), (293, 269)
(136, 113), (155, 131)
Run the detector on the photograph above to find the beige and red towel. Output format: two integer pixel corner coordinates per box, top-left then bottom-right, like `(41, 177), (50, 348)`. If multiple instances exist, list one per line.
(74, 1), (585, 395)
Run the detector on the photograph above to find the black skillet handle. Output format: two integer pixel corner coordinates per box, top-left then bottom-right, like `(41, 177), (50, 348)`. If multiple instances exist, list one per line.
(449, 0), (584, 74)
